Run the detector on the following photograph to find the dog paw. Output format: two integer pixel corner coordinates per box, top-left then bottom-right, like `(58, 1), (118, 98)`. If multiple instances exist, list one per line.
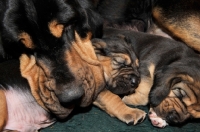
(121, 108), (146, 125)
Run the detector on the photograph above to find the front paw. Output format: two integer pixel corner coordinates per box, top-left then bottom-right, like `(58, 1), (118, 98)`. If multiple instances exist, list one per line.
(120, 108), (146, 125)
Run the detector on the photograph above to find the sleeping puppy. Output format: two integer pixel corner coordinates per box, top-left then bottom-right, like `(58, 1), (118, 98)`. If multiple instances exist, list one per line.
(99, 28), (200, 128)
(94, 0), (200, 128)
(145, 0), (200, 127)
(92, 34), (146, 125)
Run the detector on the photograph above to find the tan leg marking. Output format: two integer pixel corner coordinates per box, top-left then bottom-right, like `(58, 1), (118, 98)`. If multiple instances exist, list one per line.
(153, 7), (200, 52)
(93, 90), (146, 125)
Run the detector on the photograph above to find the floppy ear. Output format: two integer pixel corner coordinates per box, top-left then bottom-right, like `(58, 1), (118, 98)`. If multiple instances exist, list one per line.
(91, 38), (108, 56)
(20, 54), (73, 119)
(149, 67), (184, 107)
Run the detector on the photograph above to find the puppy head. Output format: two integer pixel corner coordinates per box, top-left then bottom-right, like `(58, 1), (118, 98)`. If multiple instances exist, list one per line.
(149, 58), (200, 127)
(92, 35), (140, 95)
(2, 0), (103, 119)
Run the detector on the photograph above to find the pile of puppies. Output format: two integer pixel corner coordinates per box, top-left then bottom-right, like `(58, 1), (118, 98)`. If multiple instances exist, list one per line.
(95, 0), (200, 128)
(0, 0), (200, 131)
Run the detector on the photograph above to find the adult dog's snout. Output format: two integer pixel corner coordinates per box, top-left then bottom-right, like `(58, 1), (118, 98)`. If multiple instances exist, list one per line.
(57, 86), (84, 105)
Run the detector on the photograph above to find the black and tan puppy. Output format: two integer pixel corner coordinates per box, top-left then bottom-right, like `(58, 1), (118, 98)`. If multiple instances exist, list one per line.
(92, 34), (146, 125)
(95, 28), (200, 128)
(95, 0), (200, 127)
(141, 0), (200, 127)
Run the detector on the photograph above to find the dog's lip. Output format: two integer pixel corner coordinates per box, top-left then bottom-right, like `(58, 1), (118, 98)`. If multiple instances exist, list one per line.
(57, 105), (75, 119)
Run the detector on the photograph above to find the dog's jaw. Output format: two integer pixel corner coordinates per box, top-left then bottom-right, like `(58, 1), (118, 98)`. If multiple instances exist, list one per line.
(148, 108), (168, 128)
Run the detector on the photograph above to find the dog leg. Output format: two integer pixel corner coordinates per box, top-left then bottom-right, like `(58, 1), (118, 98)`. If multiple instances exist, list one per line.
(153, 4), (200, 52)
(0, 90), (8, 131)
(93, 89), (146, 125)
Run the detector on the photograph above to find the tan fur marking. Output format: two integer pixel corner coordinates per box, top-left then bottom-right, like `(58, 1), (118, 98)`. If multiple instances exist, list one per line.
(66, 32), (105, 106)
(20, 54), (72, 118)
(122, 63), (155, 105)
(135, 59), (139, 67)
(188, 104), (200, 118)
(82, 32), (92, 43)
(0, 90), (7, 131)
(177, 74), (194, 83)
(93, 90), (146, 125)
(49, 20), (64, 38)
(18, 32), (34, 49)
(20, 54), (47, 111)
(153, 7), (200, 52)
(148, 63), (155, 79)
(72, 31), (100, 66)
(152, 7), (162, 22)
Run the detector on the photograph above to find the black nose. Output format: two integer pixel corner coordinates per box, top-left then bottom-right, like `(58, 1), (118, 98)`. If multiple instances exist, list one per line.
(130, 75), (140, 88)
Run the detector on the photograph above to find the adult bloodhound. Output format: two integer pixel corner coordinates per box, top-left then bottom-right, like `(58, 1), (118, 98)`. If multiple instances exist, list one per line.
(0, 0), (146, 131)
(0, 0), (103, 131)
(152, 0), (200, 52)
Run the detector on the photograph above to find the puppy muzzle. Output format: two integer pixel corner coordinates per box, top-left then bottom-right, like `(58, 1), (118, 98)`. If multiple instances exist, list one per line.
(148, 108), (168, 128)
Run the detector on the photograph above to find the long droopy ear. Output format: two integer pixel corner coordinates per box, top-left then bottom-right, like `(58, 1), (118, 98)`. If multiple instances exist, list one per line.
(149, 67), (185, 107)
(19, 54), (74, 119)
(20, 54), (47, 110)
(91, 38), (107, 56)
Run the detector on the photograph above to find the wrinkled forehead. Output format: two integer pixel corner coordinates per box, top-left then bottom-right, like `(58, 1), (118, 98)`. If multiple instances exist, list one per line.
(152, 97), (190, 124)
(104, 36), (138, 60)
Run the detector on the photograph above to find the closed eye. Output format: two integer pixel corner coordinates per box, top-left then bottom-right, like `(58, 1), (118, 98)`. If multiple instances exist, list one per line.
(112, 59), (129, 69)
(172, 88), (186, 98)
